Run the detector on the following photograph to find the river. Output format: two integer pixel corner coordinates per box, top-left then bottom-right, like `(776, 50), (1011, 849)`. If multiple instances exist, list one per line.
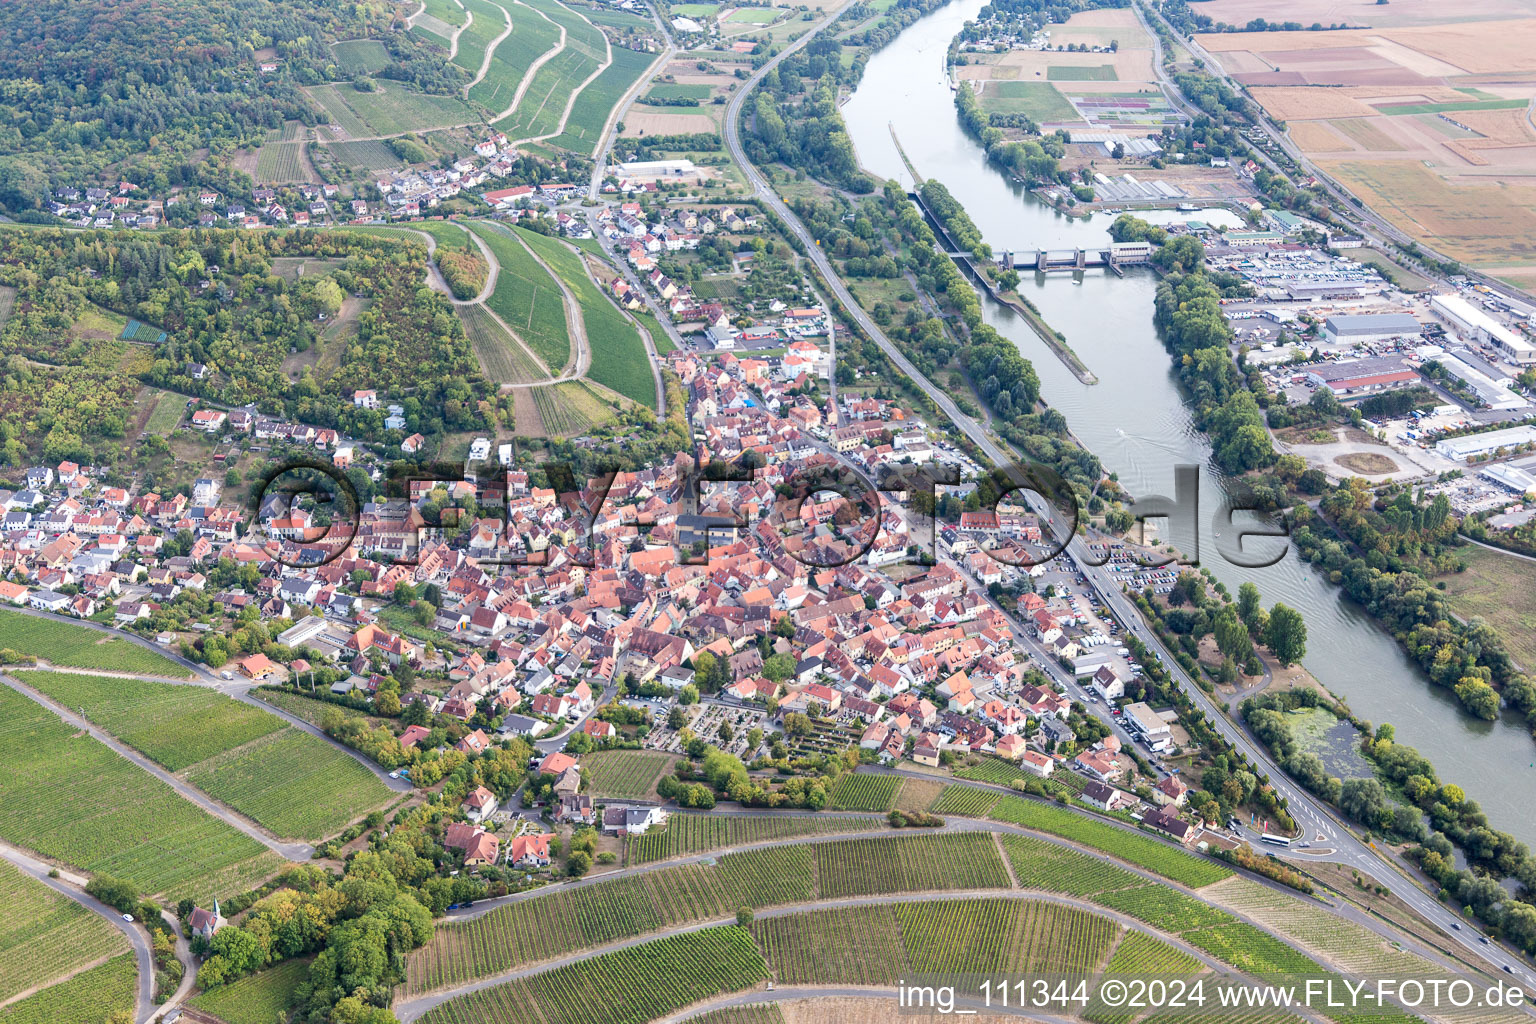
(840, 0), (1536, 844)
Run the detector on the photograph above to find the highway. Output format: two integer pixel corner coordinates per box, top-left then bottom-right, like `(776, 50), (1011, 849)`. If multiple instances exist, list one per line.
(721, 0), (1536, 987)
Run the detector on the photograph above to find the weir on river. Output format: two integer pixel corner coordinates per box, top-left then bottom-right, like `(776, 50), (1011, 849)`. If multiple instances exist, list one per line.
(842, 0), (1536, 844)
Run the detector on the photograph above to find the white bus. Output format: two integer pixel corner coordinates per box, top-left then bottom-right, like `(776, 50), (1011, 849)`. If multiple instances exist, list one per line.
(1259, 833), (1292, 848)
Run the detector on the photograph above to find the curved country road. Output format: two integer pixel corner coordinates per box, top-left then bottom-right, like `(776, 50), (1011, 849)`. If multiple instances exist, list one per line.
(0, 843), (158, 1024)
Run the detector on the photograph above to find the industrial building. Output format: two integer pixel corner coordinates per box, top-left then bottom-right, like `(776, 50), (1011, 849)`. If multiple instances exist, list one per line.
(1322, 312), (1423, 345)
(1431, 293), (1536, 365)
(1431, 352), (1527, 411)
(1436, 424), (1536, 461)
(1304, 357), (1420, 397)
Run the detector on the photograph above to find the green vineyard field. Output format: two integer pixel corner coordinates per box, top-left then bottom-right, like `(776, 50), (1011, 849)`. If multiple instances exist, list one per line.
(0, 612), (189, 676)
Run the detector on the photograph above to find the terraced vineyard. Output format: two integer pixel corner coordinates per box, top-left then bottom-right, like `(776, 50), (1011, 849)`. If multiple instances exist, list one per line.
(0, 859), (129, 1005)
(753, 898), (1118, 984)
(408, 832), (1021, 994)
(812, 832), (1009, 898)
(466, 0), (561, 112)
(546, 45), (656, 155)
(989, 796), (1231, 889)
(186, 728), (392, 841)
(407, 843), (806, 993)
(494, 0), (607, 137)
(469, 224), (570, 370)
(0, 952), (137, 1024)
(418, 926), (769, 1024)
(455, 0), (511, 80)
(826, 772), (899, 812)
(579, 749), (672, 799)
(998, 833), (1143, 897)
(628, 812), (884, 864)
(517, 229), (654, 406)
(0, 612), (189, 676)
(930, 783), (1000, 817)
(0, 685), (281, 897)
(15, 671), (283, 771)
(458, 302), (549, 384)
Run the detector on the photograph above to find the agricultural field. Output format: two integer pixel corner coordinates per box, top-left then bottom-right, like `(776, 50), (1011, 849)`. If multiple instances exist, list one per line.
(998, 834), (1143, 898)
(547, 46), (657, 155)
(1049, 64), (1117, 81)
(979, 80), (1085, 121)
(1180, 923), (1318, 978)
(531, 381), (617, 436)
(826, 771), (899, 811)
(749, 904), (909, 986)
(1092, 884), (1236, 932)
(142, 390), (187, 435)
(254, 142), (308, 183)
(0, 859), (129, 1006)
(331, 39), (391, 75)
(811, 832), (1010, 898)
(0, 953), (137, 1024)
(310, 81), (477, 138)
(468, 224), (571, 371)
(517, 228), (654, 405)
(644, 82), (713, 102)
(186, 728), (393, 841)
(687, 1007), (785, 1024)
(0, 685), (281, 898)
(0, 286), (15, 330)
(417, 926), (769, 1024)
(407, 844), (805, 994)
(322, 139), (408, 173)
(989, 797), (1232, 889)
(953, 757), (1028, 787)
(579, 749), (673, 799)
(628, 812), (885, 863)
(458, 302), (550, 384)
(1082, 932), (1204, 1024)
(893, 777), (946, 815)
(930, 783), (1001, 817)
(1201, 876), (1446, 980)
(187, 958), (308, 1024)
(0, 611), (189, 676)
(14, 671), (284, 771)
(753, 898), (1118, 985)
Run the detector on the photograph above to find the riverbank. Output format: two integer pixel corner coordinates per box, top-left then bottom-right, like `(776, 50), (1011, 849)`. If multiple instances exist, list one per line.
(838, 0), (1536, 844)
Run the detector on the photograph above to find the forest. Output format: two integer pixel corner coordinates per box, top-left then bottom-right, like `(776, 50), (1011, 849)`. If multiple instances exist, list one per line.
(0, 227), (495, 465)
(0, 0), (462, 208)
